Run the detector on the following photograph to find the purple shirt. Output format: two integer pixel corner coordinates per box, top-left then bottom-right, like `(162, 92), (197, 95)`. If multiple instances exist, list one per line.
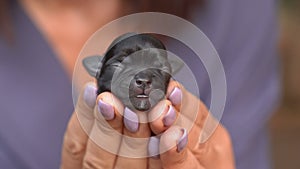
(198, 1), (279, 169)
(0, 1), (280, 169)
(0, 2), (73, 169)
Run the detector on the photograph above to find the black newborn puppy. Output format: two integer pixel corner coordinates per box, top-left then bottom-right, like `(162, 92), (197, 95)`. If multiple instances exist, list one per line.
(83, 33), (182, 111)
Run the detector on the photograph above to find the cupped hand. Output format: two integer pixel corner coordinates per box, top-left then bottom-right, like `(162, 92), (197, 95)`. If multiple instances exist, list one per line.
(148, 80), (235, 169)
(60, 81), (235, 169)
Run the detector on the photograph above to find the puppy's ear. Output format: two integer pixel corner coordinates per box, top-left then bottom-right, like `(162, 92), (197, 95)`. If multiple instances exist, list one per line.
(168, 55), (184, 75)
(82, 55), (103, 77)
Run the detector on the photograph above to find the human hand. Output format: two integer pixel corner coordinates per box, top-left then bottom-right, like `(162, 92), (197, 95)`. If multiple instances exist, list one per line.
(146, 80), (236, 169)
(60, 82), (153, 169)
(60, 81), (235, 169)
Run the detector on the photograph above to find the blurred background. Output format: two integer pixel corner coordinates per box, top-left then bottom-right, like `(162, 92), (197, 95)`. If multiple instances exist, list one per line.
(270, 0), (300, 168)
(0, 0), (299, 168)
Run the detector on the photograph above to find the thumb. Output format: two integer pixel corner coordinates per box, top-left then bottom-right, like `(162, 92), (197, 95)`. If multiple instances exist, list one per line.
(160, 126), (204, 169)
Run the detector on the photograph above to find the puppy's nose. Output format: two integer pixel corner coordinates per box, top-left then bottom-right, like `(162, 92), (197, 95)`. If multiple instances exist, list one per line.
(134, 73), (152, 88)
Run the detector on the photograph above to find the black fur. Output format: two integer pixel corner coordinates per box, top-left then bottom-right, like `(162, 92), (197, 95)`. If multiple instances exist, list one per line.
(96, 33), (172, 111)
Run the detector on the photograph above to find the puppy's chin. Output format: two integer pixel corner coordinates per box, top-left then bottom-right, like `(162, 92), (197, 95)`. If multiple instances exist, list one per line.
(129, 91), (165, 112)
(131, 97), (151, 111)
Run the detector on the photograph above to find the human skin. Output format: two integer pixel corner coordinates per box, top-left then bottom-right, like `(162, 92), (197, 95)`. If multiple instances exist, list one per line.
(19, 0), (236, 168)
(20, 0), (126, 76)
(60, 80), (235, 169)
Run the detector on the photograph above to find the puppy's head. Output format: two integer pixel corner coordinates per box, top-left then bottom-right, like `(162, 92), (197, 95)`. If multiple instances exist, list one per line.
(83, 33), (182, 111)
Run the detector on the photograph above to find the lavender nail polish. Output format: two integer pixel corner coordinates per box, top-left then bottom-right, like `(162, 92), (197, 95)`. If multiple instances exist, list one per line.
(148, 136), (160, 158)
(83, 84), (97, 108)
(168, 87), (182, 105)
(177, 128), (188, 153)
(163, 106), (176, 127)
(98, 100), (115, 120)
(124, 107), (139, 133)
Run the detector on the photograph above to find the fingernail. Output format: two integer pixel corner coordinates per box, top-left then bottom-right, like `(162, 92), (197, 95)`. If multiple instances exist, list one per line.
(177, 128), (188, 153)
(168, 87), (182, 105)
(162, 106), (176, 127)
(124, 107), (139, 133)
(148, 136), (160, 159)
(83, 84), (97, 108)
(98, 100), (114, 120)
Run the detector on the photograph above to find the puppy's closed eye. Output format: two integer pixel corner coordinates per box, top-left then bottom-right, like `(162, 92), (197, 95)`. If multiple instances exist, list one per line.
(83, 33), (183, 111)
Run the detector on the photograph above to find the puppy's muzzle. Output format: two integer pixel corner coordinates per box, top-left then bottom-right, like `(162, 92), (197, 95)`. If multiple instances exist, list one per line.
(129, 69), (159, 111)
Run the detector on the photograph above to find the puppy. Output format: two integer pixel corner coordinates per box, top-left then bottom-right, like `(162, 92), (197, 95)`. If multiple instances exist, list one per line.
(83, 33), (182, 111)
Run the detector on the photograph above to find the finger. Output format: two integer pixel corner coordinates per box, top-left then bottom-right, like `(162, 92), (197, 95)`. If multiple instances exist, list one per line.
(61, 83), (97, 169)
(61, 114), (89, 169)
(147, 136), (162, 168)
(176, 92), (215, 149)
(148, 158), (162, 169)
(147, 81), (183, 168)
(160, 126), (204, 169)
(149, 94), (204, 155)
(147, 101), (178, 168)
(167, 82), (236, 168)
(148, 100), (178, 135)
(82, 92), (124, 169)
(167, 80), (206, 147)
(191, 125), (235, 169)
(176, 104), (235, 169)
(114, 108), (151, 169)
(167, 80), (183, 111)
